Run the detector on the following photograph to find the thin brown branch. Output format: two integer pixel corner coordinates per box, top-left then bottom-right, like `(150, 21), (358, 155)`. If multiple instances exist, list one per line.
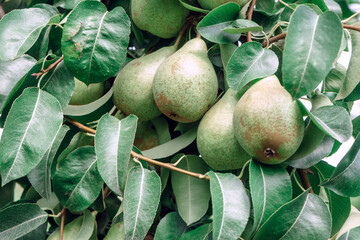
(246, 0), (257, 42)
(60, 208), (66, 240)
(103, 187), (110, 200)
(0, 3), (5, 20)
(262, 32), (287, 47)
(31, 55), (64, 79)
(64, 117), (210, 180)
(343, 24), (360, 32)
(297, 169), (314, 193)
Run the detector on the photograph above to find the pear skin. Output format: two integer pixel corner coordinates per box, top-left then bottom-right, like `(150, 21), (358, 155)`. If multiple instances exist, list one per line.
(197, 89), (250, 170)
(153, 38), (218, 123)
(113, 46), (176, 121)
(131, 0), (189, 38)
(198, 0), (250, 10)
(69, 78), (104, 105)
(134, 121), (158, 151)
(233, 75), (304, 164)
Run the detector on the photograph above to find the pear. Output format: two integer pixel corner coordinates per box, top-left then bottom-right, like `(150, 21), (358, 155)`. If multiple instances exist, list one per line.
(198, 0), (250, 10)
(113, 46), (176, 121)
(69, 78), (104, 105)
(134, 121), (159, 151)
(233, 75), (304, 164)
(131, 0), (189, 39)
(197, 89), (250, 170)
(153, 38), (218, 123)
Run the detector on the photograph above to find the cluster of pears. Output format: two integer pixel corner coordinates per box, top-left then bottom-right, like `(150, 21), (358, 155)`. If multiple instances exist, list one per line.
(197, 75), (305, 170)
(113, 38), (218, 124)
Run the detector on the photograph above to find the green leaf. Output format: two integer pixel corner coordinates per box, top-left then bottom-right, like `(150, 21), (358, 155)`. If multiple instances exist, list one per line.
(282, 5), (343, 98)
(180, 224), (211, 240)
(0, 8), (53, 61)
(17, 222), (46, 240)
(171, 155), (210, 225)
(0, 88), (63, 185)
(179, 0), (209, 13)
(226, 42), (279, 92)
(154, 212), (187, 240)
(315, 161), (351, 236)
(151, 116), (171, 144)
(249, 160), (292, 234)
(27, 125), (69, 199)
(0, 56), (74, 126)
(61, 1), (131, 84)
(336, 22), (360, 100)
(142, 126), (197, 159)
(197, 2), (241, 44)
(208, 171), (250, 240)
(95, 114), (138, 196)
(0, 203), (48, 240)
(298, 0), (329, 12)
(253, 191), (331, 240)
(0, 55), (36, 109)
(338, 226), (360, 240)
(256, 0), (275, 13)
(53, 146), (104, 211)
(322, 133), (360, 197)
(324, 63), (346, 93)
(124, 167), (161, 240)
(104, 222), (125, 239)
(48, 209), (95, 240)
(220, 43), (237, 70)
(223, 19), (262, 34)
(54, 0), (89, 9)
(308, 105), (352, 143)
(39, 61), (75, 109)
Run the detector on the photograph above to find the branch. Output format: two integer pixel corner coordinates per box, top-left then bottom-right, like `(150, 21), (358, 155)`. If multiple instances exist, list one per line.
(174, 16), (195, 48)
(262, 32), (287, 47)
(297, 169), (314, 193)
(60, 208), (66, 240)
(343, 24), (360, 32)
(246, 0), (257, 42)
(64, 117), (210, 180)
(31, 55), (64, 79)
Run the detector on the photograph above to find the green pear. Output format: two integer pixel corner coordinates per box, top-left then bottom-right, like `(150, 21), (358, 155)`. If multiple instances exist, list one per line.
(153, 38), (218, 123)
(233, 75), (304, 164)
(134, 121), (159, 151)
(131, 0), (189, 38)
(69, 78), (104, 105)
(113, 46), (176, 121)
(198, 0), (250, 10)
(197, 89), (250, 170)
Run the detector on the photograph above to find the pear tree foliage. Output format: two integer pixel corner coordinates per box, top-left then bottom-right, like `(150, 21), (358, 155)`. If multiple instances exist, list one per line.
(1, 0), (360, 239)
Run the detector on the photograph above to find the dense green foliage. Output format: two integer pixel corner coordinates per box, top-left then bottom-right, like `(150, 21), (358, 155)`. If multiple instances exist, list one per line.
(0, 0), (360, 239)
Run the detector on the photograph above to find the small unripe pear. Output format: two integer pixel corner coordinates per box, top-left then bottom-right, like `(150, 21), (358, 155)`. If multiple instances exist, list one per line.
(153, 38), (218, 123)
(197, 89), (250, 170)
(233, 75), (304, 164)
(113, 46), (176, 121)
(69, 78), (104, 105)
(131, 0), (189, 38)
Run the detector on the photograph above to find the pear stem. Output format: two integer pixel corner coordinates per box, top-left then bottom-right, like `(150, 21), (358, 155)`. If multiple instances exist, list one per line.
(64, 117), (211, 181)
(59, 208), (66, 240)
(174, 18), (194, 49)
(246, 0), (257, 42)
(196, 31), (201, 39)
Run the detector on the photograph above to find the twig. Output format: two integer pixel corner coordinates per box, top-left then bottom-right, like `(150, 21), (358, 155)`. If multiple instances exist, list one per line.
(246, 0), (257, 42)
(342, 11), (360, 24)
(343, 24), (360, 32)
(261, 32), (287, 47)
(64, 117), (210, 180)
(31, 55), (64, 79)
(297, 169), (314, 193)
(60, 208), (66, 240)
